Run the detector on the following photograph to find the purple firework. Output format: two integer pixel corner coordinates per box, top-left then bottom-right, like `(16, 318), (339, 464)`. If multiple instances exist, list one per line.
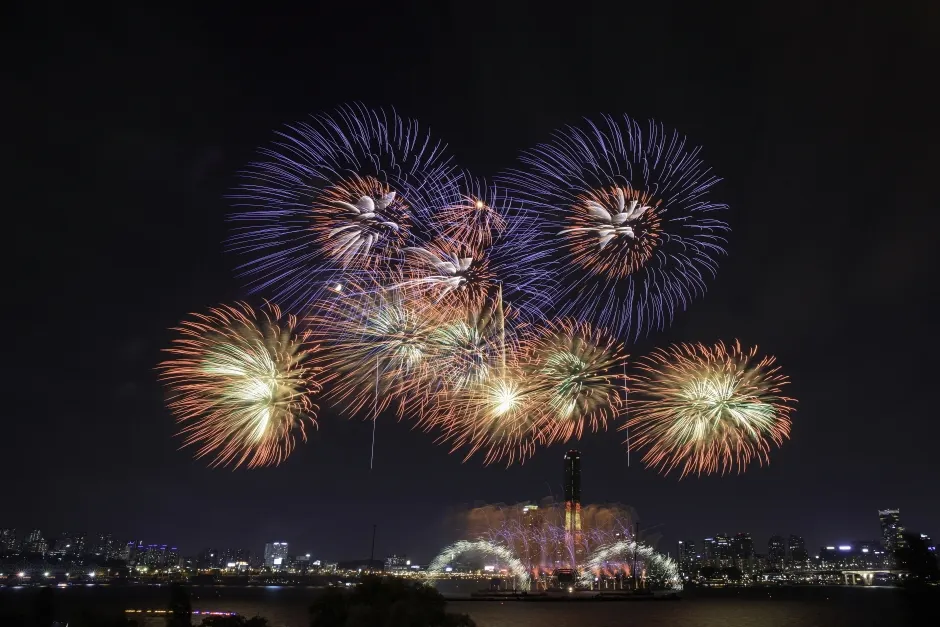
(228, 103), (455, 312)
(502, 115), (729, 339)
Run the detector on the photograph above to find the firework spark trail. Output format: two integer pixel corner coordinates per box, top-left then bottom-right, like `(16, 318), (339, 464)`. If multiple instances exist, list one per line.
(623, 340), (795, 477)
(158, 303), (322, 469)
(228, 104), (455, 311)
(307, 281), (438, 420)
(501, 114), (729, 338)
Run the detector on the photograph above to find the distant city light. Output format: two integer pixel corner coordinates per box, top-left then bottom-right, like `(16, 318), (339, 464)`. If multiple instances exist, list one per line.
(17, 572), (25, 578)
(825, 546), (835, 550)
(861, 548), (869, 553)
(444, 567), (453, 572)
(838, 546), (852, 551)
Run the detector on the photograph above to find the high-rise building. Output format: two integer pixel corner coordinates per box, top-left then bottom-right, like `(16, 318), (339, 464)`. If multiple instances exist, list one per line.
(521, 504), (544, 572)
(878, 509), (908, 555)
(24, 529), (46, 554)
(730, 533), (754, 571)
(198, 548), (221, 569)
(219, 548), (251, 567)
(93, 533), (115, 558)
(52, 532), (86, 556)
(731, 533), (754, 559)
(677, 540), (696, 574)
(563, 450), (582, 535)
(702, 537), (717, 565)
(264, 542), (289, 569)
(714, 534), (732, 567)
(0, 529), (16, 552)
(787, 535), (808, 568)
(767, 535), (786, 568)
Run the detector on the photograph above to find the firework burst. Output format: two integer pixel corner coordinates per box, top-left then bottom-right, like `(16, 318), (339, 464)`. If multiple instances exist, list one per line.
(431, 174), (508, 249)
(520, 319), (628, 444)
(423, 300), (510, 395)
(503, 114), (729, 338)
(399, 239), (496, 309)
(624, 340), (794, 477)
(159, 303), (321, 469)
(308, 282), (438, 418)
(229, 104), (454, 311)
(431, 360), (544, 466)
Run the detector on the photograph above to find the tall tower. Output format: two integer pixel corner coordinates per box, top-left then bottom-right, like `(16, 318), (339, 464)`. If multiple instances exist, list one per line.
(878, 508), (908, 555)
(563, 450), (582, 534)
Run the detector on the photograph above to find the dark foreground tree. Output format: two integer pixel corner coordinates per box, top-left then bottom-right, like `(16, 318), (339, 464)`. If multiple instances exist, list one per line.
(310, 577), (474, 627)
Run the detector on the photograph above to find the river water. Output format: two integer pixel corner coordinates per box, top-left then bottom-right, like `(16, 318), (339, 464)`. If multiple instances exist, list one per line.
(1, 584), (936, 626)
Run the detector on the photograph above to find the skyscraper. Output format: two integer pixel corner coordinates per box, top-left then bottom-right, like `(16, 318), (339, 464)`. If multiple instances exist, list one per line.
(714, 534), (732, 567)
(0, 529), (16, 552)
(24, 529), (46, 554)
(787, 535), (808, 567)
(878, 509), (908, 554)
(768, 535), (786, 568)
(264, 542), (289, 569)
(677, 540), (697, 574)
(521, 504), (544, 573)
(563, 450), (582, 535)
(93, 533), (114, 558)
(702, 537), (717, 565)
(52, 532), (86, 556)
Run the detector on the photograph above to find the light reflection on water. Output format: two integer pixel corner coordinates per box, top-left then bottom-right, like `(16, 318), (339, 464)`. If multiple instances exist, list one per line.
(1, 584), (934, 627)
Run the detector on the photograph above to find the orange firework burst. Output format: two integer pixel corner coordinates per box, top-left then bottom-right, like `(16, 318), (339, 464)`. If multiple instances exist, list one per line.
(307, 282), (437, 419)
(431, 361), (544, 466)
(312, 174), (411, 269)
(559, 186), (662, 279)
(399, 238), (496, 310)
(435, 192), (507, 249)
(519, 319), (629, 445)
(623, 340), (794, 477)
(159, 303), (321, 469)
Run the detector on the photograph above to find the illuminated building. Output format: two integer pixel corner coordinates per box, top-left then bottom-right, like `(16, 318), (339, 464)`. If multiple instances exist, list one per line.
(24, 529), (47, 554)
(920, 533), (936, 554)
(221, 548), (251, 566)
(384, 555), (409, 572)
(701, 537), (716, 565)
(521, 504), (544, 573)
(52, 532), (86, 556)
(878, 509), (908, 556)
(731, 533), (756, 572)
(93, 533), (116, 559)
(787, 535), (808, 568)
(264, 542), (289, 569)
(198, 548), (221, 569)
(714, 534), (732, 567)
(731, 533), (753, 559)
(818, 541), (887, 569)
(767, 535), (786, 569)
(677, 540), (696, 575)
(563, 451), (582, 535)
(0, 529), (16, 552)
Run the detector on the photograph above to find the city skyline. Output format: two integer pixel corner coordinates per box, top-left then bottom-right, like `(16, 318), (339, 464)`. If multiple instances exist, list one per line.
(6, 2), (938, 566)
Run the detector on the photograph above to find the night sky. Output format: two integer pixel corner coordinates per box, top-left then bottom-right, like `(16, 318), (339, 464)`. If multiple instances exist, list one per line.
(7, 2), (938, 563)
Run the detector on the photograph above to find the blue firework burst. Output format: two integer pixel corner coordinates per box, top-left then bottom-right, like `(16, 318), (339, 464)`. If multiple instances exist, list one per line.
(502, 114), (729, 338)
(228, 103), (455, 312)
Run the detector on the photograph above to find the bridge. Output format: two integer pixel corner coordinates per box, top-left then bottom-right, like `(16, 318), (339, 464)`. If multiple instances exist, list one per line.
(838, 569), (905, 585)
